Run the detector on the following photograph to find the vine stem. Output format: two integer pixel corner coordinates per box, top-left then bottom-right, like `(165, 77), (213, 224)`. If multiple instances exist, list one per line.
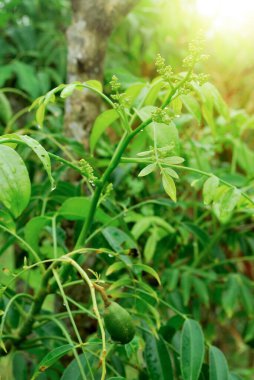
(62, 257), (107, 380)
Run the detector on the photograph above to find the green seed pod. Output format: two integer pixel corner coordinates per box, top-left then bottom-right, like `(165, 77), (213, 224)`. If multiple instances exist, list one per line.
(104, 302), (135, 344)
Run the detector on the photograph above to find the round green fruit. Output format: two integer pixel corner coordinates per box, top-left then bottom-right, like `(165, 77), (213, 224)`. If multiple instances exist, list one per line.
(104, 301), (135, 344)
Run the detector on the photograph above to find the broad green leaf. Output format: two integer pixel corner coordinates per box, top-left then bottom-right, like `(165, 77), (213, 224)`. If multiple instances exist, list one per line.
(24, 216), (50, 252)
(144, 334), (173, 380)
(181, 94), (201, 123)
(162, 172), (176, 202)
(209, 346), (230, 380)
(138, 163), (156, 177)
(180, 319), (205, 380)
(85, 79), (103, 93)
(3, 134), (55, 189)
(90, 109), (119, 153)
(58, 197), (115, 225)
(146, 122), (179, 154)
(0, 145), (31, 218)
(125, 82), (146, 104)
(133, 264), (161, 285)
(32, 344), (73, 379)
(203, 176), (220, 205)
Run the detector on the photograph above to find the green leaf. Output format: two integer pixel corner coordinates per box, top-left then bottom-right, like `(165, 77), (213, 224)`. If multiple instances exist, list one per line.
(213, 187), (241, 223)
(0, 93), (12, 124)
(0, 145), (31, 218)
(144, 334), (173, 380)
(60, 83), (78, 99)
(162, 172), (176, 202)
(238, 276), (254, 316)
(203, 176), (220, 205)
(36, 103), (45, 128)
(202, 83), (229, 120)
(171, 96), (182, 115)
(3, 134), (55, 190)
(163, 156), (184, 165)
(58, 197), (115, 225)
(146, 122), (179, 154)
(12, 61), (40, 98)
(138, 163), (156, 177)
(32, 344), (73, 379)
(0, 209), (15, 232)
(102, 226), (136, 252)
(181, 94), (201, 123)
(133, 264), (161, 285)
(222, 275), (239, 318)
(85, 79), (103, 93)
(106, 261), (126, 276)
(209, 346), (230, 380)
(192, 277), (209, 306)
(163, 167), (179, 179)
(180, 319), (205, 380)
(24, 216), (50, 252)
(144, 228), (158, 263)
(181, 272), (192, 306)
(90, 109), (119, 153)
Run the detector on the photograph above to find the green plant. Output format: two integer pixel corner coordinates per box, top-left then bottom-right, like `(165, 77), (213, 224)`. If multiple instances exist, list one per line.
(0, 35), (254, 380)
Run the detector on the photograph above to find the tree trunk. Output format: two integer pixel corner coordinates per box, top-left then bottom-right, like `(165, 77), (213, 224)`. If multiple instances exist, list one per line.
(65, 0), (138, 144)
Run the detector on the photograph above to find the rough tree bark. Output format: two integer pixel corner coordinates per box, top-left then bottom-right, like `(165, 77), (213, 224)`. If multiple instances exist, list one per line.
(65, 0), (138, 144)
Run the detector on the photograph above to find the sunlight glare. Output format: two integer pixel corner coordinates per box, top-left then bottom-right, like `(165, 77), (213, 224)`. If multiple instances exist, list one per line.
(196, 0), (254, 32)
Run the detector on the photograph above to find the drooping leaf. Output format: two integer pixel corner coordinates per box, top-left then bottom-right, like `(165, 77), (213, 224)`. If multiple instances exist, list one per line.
(133, 264), (161, 285)
(162, 171), (176, 202)
(1, 134), (55, 189)
(0, 145), (31, 218)
(180, 319), (205, 380)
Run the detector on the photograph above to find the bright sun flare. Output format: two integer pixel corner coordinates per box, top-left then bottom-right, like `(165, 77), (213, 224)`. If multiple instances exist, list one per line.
(196, 0), (254, 31)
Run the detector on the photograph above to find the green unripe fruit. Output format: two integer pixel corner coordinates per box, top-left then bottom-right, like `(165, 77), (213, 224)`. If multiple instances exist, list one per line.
(104, 302), (135, 344)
